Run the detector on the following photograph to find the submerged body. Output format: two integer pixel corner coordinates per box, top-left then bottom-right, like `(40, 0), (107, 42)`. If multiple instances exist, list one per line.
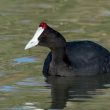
(25, 22), (110, 76)
(43, 41), (110, 76)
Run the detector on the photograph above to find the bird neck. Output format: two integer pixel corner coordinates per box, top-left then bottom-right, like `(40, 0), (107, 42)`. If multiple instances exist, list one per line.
(51, 47), (66, 64)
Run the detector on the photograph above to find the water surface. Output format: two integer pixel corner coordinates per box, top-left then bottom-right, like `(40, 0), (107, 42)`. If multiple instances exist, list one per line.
(0, 0), (110, 109)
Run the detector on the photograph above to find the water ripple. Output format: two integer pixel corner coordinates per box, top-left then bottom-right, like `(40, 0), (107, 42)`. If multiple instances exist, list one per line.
(12, 57), (37, 64)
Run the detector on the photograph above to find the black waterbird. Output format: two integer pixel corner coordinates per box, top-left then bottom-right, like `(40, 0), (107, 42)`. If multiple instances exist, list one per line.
(25, 22), (110, 76)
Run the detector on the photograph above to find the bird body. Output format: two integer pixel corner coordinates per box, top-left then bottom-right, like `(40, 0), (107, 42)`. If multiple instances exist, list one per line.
(43, 41), (110, 76)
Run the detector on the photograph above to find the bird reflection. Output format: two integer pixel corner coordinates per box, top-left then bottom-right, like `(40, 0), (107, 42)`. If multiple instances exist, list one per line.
(45, 74), (110, 109)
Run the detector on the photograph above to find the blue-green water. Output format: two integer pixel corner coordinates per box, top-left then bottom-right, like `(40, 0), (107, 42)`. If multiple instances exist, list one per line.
(0, 0), (110, 109)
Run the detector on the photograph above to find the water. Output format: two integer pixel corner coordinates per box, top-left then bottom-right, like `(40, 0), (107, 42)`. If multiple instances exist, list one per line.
(0, 0), (110, 109)
(13, 57), (37, 64)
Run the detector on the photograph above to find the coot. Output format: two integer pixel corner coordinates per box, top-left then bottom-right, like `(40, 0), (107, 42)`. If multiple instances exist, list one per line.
(25, 22), (110, 76)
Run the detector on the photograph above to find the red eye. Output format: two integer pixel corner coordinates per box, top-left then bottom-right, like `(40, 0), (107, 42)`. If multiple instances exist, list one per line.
(39, 22), (47, 29)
